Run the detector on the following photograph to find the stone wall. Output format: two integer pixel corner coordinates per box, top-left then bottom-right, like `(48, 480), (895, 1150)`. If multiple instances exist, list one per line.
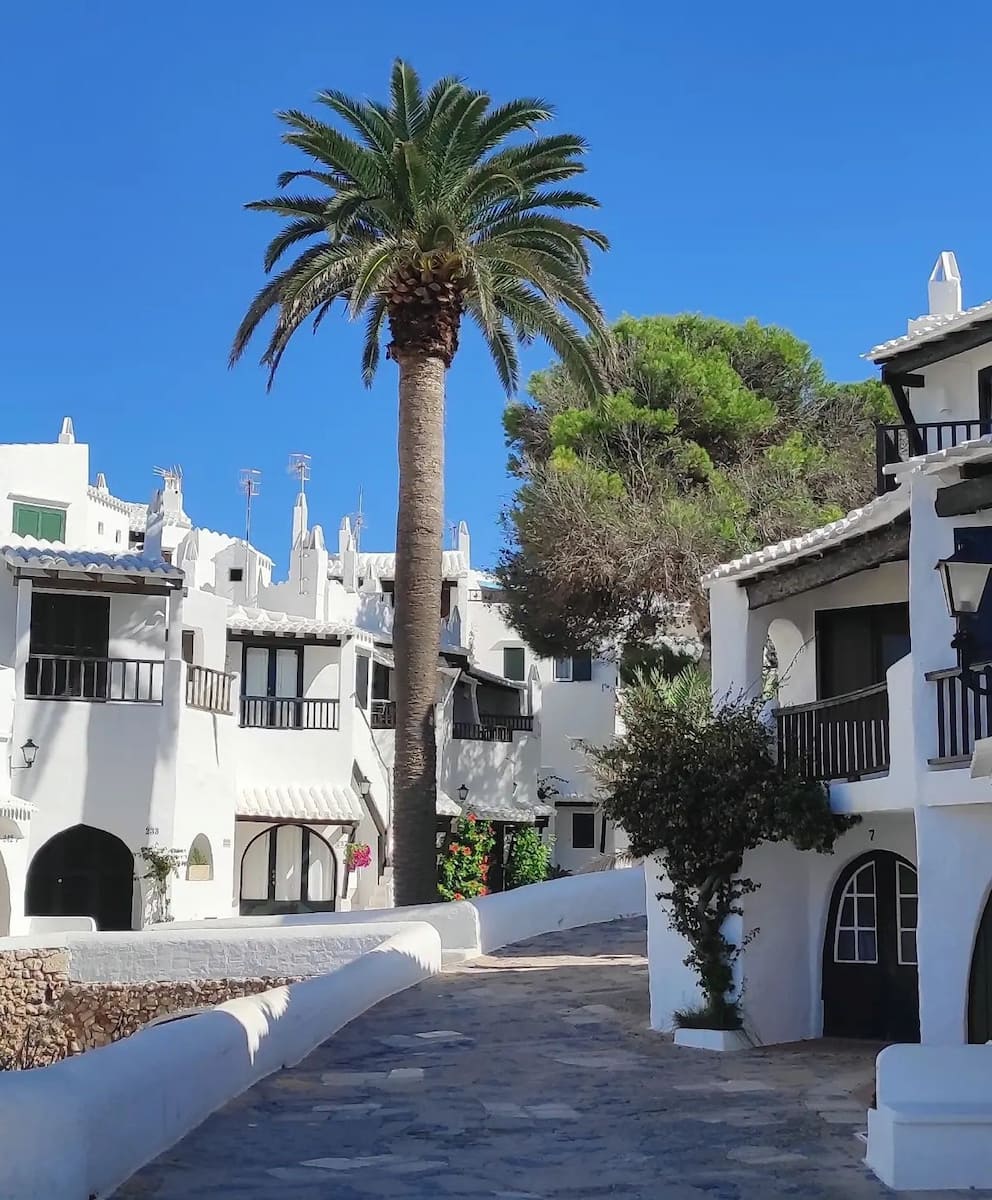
(0, 947), (303, 1068)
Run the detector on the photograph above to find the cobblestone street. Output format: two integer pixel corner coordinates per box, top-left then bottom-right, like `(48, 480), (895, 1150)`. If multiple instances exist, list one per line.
(118, 918), (985, 1199)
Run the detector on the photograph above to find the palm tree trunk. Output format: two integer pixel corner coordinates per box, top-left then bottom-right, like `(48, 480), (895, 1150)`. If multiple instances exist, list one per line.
(392, 350), (446, 905)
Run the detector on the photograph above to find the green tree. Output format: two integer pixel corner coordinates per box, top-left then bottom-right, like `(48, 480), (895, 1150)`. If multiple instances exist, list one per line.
(589, 671), (854, 1029)
(231, 61), (608, 904)
(505, 825), (552, 888)
(497, 314), (895, 657)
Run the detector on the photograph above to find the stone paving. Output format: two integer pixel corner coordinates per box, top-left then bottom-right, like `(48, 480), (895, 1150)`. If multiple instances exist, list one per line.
(118, 918), (988, 1198)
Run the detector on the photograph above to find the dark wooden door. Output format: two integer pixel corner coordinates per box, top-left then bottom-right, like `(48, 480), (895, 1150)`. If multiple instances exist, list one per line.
(822, 851), (919, 1041)
(816, 604), (910, 700)
(968, 891), (992, 1043)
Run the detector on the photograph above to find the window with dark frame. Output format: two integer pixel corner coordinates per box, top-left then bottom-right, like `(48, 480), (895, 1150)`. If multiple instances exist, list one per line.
(181, 630), (196, 665)
(554, 651), (593, 683)
(503, 646), (526, 681)
(572, 811), (596, 849)
(355, 653), (370, 710)
(229, 567), (244, 583)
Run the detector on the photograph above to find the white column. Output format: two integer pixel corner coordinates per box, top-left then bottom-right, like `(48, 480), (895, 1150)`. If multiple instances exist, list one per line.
(166, 587), (185, 662)
(707, 578), (768, 704)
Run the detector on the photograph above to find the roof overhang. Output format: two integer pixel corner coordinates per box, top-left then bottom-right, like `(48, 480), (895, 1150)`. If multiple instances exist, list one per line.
(237, 783), (362, 824)
(867, 302), (992, 371)
(2, 543), (184, 591)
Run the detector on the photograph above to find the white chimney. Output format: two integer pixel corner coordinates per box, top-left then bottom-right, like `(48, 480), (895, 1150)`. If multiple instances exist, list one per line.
(928, 251), (962, 316)
(58, 416), (75, 445)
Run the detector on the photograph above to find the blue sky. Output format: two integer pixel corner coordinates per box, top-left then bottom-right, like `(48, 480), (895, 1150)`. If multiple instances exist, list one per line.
(2, 2), (990, 571)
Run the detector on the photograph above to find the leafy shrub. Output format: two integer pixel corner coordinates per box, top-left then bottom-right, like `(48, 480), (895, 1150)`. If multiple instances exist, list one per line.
(437, 814), (494, 901)
(505, 826), (552, 889)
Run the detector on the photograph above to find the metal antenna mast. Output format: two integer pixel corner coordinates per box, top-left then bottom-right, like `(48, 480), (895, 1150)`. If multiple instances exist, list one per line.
(238, 468), (262, 599)
(352, 486), (365, 554)
(288, 454), (312, 595)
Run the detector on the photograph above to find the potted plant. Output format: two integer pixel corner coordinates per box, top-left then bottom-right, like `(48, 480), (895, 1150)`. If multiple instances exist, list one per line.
(346, 842), (372, 871)
(186, 844), (211, 881)
(590, 669), (855, 1051)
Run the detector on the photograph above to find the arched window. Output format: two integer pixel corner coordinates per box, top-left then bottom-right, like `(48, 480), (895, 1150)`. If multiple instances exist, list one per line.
(186, 834), (213, 881)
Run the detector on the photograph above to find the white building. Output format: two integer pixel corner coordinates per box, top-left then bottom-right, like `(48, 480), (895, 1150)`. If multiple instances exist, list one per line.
(649, 253), (992, 1057)
(0, 423), (620, 934)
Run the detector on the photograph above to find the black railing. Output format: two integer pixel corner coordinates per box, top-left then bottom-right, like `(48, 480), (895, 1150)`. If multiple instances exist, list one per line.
(927, 663), (992, 764)
(480, 713), (534, 732)
(370, 699), (396, 729)
(240, 695), (339, 730)
(25, 654), (164, 703)
(876, 421), (992, 493)
(776, 682), (890, 781)
(452, 721), (513, 742)
(186, 665), (234, 714)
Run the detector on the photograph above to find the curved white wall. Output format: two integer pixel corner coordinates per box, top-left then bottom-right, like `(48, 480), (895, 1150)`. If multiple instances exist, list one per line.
(0, 923), (441, 1200)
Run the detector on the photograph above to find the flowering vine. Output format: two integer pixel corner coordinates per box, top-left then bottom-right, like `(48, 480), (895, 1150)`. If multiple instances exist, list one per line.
(437, 813), (494, 901)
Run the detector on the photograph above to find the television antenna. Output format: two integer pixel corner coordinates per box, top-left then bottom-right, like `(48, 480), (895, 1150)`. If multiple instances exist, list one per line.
(288, 452), (311, 493)
(350, 486), (365, 553)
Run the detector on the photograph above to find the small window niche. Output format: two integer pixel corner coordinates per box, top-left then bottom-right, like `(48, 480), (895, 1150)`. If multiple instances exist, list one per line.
(186, 834), (213, 881)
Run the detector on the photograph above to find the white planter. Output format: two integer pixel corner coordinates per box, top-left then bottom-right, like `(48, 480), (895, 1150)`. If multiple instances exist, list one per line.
(674, 1027), (750, 1052)
(186, 865), (211, 882)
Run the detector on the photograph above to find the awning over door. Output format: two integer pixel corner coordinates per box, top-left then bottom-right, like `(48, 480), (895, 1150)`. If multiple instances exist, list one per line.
(237, 783), (362, 824)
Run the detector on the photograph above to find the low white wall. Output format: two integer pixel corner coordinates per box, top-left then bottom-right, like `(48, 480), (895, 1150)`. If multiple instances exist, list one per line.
(0, 922), (442, 1200)
(472, 865), (645, 954)
(0, 923), (407, 983)
(164, 866), (647, 963)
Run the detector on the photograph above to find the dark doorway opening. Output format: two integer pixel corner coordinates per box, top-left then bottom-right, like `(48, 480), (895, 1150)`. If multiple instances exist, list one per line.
(26, 824), (134, 931)
(822, 850), (919, 1041)
(968, 889), (992, 1043)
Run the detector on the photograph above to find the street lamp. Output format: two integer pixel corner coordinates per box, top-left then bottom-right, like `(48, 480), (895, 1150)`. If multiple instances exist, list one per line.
(936, 532), (992, 694)
(457, 783), (469, 805)
(357, 777), (371, 798)
(20, 739), (38, 769)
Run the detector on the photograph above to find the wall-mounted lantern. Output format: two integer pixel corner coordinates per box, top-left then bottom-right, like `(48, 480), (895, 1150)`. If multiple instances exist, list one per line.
(936, 530), (992, 694)
(457, 783), (469, 804)
(17, 739), (38, 770)
(357, 777), (371, 798)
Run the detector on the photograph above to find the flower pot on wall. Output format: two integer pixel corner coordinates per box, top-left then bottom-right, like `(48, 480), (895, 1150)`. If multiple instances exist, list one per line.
(186, 865), (211, 882)
(674, 1028), (750, 1052)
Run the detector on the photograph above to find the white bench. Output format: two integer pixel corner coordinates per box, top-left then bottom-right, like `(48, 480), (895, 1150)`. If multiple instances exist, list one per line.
(867, 1043), (992, 1191)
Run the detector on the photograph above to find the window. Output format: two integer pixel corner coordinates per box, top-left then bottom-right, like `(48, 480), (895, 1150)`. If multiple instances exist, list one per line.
(817, 604), (909, 699)
(834, 861), (878, 963)
(181, 630), (196, 665)
(554, 652), (593, 683)
(13, 503), (65, 542)
(30, 592), (109, 657)
(97, 521), (105, 535)
(355, 653), (370, 710)
(115, 530), (121, 544)
(897, 861), (918, 966)
(503, 646), (526, 681)
(229, 567), (244, 583)
(572, 811), (596, 849)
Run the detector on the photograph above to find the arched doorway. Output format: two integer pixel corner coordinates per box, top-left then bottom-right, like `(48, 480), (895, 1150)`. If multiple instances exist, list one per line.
(26, 825), (134, 931)
(239, 823), (337, 916)
(822, 850), (919, 1041)
(968, 890), (992, 1043)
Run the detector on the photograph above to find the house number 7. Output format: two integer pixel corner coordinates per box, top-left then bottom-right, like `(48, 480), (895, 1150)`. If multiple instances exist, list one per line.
(868, 828), (875, 841)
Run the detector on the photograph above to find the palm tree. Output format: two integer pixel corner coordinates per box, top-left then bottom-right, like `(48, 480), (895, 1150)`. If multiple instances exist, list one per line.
(232, 60), (608, 905)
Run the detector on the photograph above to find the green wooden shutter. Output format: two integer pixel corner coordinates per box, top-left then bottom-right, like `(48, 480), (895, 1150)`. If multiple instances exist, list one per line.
(38, 508), (65, 542)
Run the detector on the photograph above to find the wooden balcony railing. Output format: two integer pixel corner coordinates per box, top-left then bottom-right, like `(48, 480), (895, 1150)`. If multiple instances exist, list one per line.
(479, 713), (535, 733)
(776, 682), (890, 781)
(185, 665), (234, 715)
(370, 699), (396, 729)
(876, 420), (992, 493)
(927, 663), (992, 765)
(452, 721), (513, 743)
(240, 695), (339, 730)
(25, 654), (164, 704)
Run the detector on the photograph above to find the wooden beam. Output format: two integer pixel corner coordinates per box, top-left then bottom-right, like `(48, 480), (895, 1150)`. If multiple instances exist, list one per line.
(878, 319), (992, 375)
(935, 474), (992, 517)
(745, 520), (909, 609)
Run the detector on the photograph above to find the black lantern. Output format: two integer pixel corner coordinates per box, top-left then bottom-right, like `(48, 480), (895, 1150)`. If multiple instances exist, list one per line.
(457, 783), (469, 804)
(357, 777), (371, 798)
(936, 530), (992, 694)
(20, 739), (38, 769)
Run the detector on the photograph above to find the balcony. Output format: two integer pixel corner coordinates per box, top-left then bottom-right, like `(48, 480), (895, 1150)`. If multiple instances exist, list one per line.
(370, 699), (396, 729)
(25, 654), (164, 704)
(239, 695), (340, 730)
(927, 663), (992, 766)
(480, 713), (534, 733)
(876, 421), (992, 493)
(185, 665), (235, 715)
(452, 721), (513, 743)
(776, 683), (890, 781)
